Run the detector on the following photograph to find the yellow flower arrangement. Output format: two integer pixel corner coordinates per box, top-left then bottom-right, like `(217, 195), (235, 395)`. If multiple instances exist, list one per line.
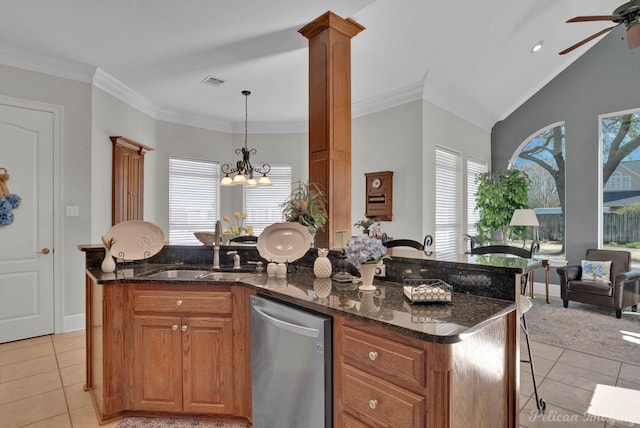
(223, 212), (254, 237)
(101, 235), (117, 250)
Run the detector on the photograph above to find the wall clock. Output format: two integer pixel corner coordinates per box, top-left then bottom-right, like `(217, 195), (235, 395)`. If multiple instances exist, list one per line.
(364, 171), (393, 221)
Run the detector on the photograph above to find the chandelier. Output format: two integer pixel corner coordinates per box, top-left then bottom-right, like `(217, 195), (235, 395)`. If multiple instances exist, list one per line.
(220, 90), (271, 187)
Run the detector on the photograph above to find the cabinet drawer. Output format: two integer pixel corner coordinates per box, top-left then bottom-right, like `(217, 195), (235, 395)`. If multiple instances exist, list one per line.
(342, 325), (425, 390)
(341, 412), (368, 428)
(342, 365), (424, 428)
(134, 290), (232, 315)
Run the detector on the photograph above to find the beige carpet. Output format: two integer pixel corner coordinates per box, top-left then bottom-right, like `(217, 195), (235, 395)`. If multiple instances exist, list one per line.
(526, 296), (640, 365)
(115, 417), (249, 428)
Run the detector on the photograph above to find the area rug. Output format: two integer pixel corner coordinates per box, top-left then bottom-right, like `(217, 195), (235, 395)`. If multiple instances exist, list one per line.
(116, 417), (249, 428)
(526, 296), (640, 365)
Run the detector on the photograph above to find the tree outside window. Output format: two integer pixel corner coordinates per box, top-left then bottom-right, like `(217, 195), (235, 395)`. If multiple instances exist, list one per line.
(601, 110), (640, 264)
(511, 124), (565, 258)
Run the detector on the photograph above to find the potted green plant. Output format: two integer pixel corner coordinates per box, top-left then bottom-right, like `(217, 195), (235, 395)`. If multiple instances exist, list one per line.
(281, 180), (328, 236)
(475, 169), (529, 245)
(354, 218), (377, 235)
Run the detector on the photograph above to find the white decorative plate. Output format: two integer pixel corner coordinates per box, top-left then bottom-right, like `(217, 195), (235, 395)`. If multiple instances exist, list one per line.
(257, 222), (311, 263)
(106, 221), (165, 260)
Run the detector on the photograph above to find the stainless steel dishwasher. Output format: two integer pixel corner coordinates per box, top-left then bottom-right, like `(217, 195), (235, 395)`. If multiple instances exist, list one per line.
(250, 295), (332, 428)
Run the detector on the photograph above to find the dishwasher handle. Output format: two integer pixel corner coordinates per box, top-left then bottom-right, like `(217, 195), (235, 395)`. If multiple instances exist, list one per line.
(252, 304), (320, 338)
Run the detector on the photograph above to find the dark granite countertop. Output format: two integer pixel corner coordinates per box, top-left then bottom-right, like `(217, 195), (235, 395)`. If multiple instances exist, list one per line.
(87, 263), (516, 345)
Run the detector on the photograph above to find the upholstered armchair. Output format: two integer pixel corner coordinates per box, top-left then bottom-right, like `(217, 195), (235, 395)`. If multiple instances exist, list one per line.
(557, 249), (640, 318)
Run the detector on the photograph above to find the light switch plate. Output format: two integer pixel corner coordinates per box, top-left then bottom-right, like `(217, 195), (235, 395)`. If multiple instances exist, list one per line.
(66, 206), (80, 216)
(375, 264), (386, 277)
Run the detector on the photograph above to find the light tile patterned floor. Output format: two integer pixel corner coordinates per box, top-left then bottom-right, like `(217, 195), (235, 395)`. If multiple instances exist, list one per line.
(519, 339), (640, 427)
(0, 331), (118, 428)
(1, 329), (639, 427)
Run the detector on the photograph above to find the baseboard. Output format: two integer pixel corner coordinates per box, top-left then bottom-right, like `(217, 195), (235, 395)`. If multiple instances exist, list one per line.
(63, 313), (85, 333)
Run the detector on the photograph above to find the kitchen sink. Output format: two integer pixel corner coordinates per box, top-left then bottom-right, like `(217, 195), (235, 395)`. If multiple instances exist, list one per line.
(144, 269), (212, 279)
(141, 268), (259, 281)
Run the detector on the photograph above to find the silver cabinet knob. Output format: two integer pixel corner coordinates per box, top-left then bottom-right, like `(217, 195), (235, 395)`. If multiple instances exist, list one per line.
(369, 351), (378, 361)
(172, 325), (178, 331)
(369, 399), (378, 409)
(181, 325), (187, 332)
(176, 300), (183, 306)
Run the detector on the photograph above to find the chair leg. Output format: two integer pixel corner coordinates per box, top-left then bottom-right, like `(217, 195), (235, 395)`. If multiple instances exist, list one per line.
(521, 313), (546, 414)
(563, 300), (568, 308)
(616, 309), (622, 319)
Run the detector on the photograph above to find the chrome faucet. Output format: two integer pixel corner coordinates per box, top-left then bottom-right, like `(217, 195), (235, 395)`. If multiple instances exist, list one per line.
(213, 220), (222, 269)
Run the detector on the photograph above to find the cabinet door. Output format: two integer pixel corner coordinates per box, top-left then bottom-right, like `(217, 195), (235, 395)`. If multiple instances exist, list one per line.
(133, 315), (183, 412)
(111, 136), (151, 225)
(182, 316), (234, 414)
(112, 145), (143, 224)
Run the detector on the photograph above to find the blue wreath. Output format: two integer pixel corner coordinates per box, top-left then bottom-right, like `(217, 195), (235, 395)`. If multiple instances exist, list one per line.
(0, 194), (21, 226)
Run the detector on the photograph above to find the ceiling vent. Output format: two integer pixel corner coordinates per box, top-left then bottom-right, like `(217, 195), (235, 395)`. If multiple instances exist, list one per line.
(201, 75), (226, 87)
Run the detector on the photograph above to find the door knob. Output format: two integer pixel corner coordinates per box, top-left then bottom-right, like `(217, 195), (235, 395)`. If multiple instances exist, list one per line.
(38, 248), (51, 255)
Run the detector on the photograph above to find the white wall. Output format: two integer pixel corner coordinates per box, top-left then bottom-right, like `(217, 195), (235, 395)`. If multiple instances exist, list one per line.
(91, 87), (157, 239)
(0, 64), (92, 327)
(352, 100), (423, 240)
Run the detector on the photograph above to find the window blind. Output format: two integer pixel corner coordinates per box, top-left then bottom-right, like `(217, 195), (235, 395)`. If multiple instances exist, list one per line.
(435, 148), (461, 256)
(169, 157), (219, 244)
(243, 164), (292, 236)
(466, 159), (487, 236)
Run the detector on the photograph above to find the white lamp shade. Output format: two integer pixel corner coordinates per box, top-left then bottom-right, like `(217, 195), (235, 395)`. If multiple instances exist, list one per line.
(220, 175), (233, 186)
(258, 174), (271, 186)
(233, 173), (246, 184)
(510, 209), (539, 226)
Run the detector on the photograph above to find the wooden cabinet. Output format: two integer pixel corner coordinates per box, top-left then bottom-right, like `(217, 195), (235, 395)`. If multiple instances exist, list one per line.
(131, 286), (235, 413)
(334, 313), (516, 428)
(132, 314), (233, 413)
(85, 279), (253, 423)
(336, 319), (425, 427)
(110, 136), (152, 225)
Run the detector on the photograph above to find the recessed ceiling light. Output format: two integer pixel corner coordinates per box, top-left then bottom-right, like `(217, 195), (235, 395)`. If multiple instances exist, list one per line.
(531, 41), (544, 53)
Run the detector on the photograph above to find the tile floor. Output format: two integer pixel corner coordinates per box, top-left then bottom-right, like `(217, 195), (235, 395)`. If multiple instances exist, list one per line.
(1, 328), (639, 427)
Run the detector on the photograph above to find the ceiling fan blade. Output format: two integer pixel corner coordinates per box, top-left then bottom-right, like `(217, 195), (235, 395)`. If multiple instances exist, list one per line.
(559, 26), (616, 55)
(566, 15), (615, 23)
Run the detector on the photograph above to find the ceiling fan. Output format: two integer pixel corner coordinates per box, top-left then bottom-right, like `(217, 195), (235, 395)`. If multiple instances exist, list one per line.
(560, 0), (640, 55)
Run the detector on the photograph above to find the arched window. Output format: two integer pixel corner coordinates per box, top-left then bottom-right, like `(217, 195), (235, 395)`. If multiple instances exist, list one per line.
(510, 123), (566, 258)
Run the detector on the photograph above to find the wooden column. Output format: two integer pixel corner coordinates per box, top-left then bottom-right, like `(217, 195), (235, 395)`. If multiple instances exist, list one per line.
(299, 11), (364, 248)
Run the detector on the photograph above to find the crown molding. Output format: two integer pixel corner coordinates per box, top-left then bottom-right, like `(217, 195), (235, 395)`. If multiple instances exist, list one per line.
(352, 82), (424, 119)
(92, 68), (160, 119)
(156, 109), (233, 133)
(0, 46), (96, 83)
(230, 120), (308, 134)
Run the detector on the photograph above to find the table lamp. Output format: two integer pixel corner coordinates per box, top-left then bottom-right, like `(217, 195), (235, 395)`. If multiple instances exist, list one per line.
(510, 209), (539, 250)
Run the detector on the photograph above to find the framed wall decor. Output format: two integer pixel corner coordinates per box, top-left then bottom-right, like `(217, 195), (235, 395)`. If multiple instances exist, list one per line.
(364, 171), (393, 221)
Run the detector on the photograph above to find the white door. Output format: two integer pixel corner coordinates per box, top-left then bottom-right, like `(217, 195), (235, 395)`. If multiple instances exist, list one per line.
(0, 102), (54, 343)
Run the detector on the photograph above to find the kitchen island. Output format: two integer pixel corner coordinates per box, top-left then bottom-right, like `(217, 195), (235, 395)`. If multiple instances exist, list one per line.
(80, 245), (538, 427)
